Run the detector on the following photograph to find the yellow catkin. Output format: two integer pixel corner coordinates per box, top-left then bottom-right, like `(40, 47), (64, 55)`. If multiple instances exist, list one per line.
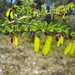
(10, 11), (14, 19)
(6, 8), (11, 17)
(64, 42), (72, 55)
(42, 36), (53, 56)
(14, 36), (18, 47)
(34, 36), (40, 53)
(57, 36), (64, 47)
(60, 36), (64, 44)
(70, 42), (75, 55)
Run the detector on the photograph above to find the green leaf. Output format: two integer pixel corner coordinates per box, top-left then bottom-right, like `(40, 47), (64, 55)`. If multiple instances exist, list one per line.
(48, 24), (56, 32)
(41, 26), (45, 31)
(25, 2), (31, 6)
(20, 25), (27, 31)
(41, 11), (46, 15)
(20, 0), (24, 2)
(49, 22), (54, 27)
(42, 21), (48, 26)
(68, 2), (75, 10)
(55, 25), (61, 32)
(66, 28), (71, 34)
(53, 25), (58, 29)
(36, 20), (42, 25)
(30, 20), (35, 24)
(4, 21), (9, 25)
(65, 2), (75, 12)
(71, 32), (75, 39)
(52, 25), (58, 31)
(4, 26), (10, 31)
(0, 26), (2, 31)
(60, 26), (67, 32)
(48, 27), (54, 32)
(20, 18), (25, 23)
(63, 28), (71, 34)
(25, 19), (29, 23)
(14, 18), (18, 22)
(56, 5), (65, 12)
(30, 26), (36, 31)
(30, 20), (37, 25)
(0, 20), (3, 24)
(36, 25), (41, 31)
(44, 25), (49, 31)
(13, 26), (19, 31)
(27, 25), (30, 31)
(14, 5), (20, 9)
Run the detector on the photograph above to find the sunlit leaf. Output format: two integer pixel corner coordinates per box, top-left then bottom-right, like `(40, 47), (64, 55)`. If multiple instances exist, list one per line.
(24, 19), (29, 23)
(20, 18), (25, 23)
(20, 25), (27, 31)
(49, 22), (54, 27)
(68, 2), (75, 10)
(25, 2), (31, 6)
(36, 25), (41, 31)
(53, 25), (58, 30)
(13, 26), (19, 31)
(44, 25), (49, 30)
(60, 26), (67, 32)
(4, 26), (10, 31)
(4, 21), (9, 25)
(56, 5), (65, 12)
(42, 21), (48, 26)
(27, 25), (30, 31)
(48, 27), (54, 32)
(30, 26), (36, 31)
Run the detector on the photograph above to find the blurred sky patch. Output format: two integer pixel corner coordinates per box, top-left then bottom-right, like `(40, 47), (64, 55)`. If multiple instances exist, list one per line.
(6, 0), (16, 4)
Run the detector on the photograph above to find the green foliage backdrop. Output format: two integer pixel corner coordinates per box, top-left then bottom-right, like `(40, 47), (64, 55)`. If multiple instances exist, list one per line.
(0, 0), (75, 57)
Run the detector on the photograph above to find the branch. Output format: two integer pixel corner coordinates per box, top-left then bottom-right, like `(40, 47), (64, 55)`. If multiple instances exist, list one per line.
(2, 16), (32, 26)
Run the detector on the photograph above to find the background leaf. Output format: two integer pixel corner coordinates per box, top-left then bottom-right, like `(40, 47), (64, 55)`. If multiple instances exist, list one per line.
(4, 21), (9, 25)
(20, 25), (27, 31)
(4, 26), (10, 31)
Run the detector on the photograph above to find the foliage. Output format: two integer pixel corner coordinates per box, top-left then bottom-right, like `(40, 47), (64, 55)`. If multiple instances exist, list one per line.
(0, 0), (75, 57)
